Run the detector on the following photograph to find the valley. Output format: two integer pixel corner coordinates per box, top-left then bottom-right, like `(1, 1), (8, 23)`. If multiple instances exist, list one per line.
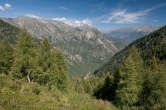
(0, 3), (165, 109)
(1, 17), (118, 76)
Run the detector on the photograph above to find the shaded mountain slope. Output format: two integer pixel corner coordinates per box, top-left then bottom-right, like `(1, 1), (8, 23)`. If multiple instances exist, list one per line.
(96, 25), (166, 75)
(94, 25), (166, 110)
(0, 19), (19, 43)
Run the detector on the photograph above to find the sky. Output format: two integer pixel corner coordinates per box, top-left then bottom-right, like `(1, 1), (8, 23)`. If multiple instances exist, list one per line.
(0, 0), (166, 30)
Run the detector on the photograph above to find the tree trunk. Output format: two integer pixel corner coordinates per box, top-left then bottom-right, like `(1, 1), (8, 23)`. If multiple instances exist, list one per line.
(27, 71), (31, 83)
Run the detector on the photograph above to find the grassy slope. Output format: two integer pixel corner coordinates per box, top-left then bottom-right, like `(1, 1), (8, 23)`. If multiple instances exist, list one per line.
(0, 74), (118, 110)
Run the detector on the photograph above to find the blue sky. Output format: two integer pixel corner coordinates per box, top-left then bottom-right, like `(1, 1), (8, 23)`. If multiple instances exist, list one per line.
(0, 0), (166, 30)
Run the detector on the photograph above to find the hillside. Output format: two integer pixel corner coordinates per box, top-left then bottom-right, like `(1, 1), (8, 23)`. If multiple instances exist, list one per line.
(0, 19), (19, 43)
(105, 37), (128, 50)
(0, 29), (118, 110)
(96, 25), (166, 75)
(94, 26), (166, 110)
(1, 17), (118, 76)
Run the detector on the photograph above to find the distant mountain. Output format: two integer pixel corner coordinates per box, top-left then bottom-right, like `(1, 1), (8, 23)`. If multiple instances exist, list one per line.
(95, 25), (166, 75)
(103, 24), (158, 43)
(1, 17), (118, 76)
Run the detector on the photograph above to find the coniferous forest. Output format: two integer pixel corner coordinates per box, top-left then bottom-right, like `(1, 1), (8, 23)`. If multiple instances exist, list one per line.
(0, 12), (166, 110)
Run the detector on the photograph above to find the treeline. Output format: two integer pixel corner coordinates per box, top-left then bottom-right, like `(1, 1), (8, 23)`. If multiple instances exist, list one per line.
(0, 29), (68, 90)
(81, 26), (166, 110)
(93, 46), (166, 110)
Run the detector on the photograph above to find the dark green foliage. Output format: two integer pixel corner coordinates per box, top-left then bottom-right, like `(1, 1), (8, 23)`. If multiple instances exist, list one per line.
(0, 39), (14, 74)
(138, 64), (166, 110)
(94, 26), (166, 110)
(11, 29), (37, 82)
(114, 46), (143, 109)
(96, 26), (166, 75)
(32, 37), (52, 85)
(94, 73), (117, 101)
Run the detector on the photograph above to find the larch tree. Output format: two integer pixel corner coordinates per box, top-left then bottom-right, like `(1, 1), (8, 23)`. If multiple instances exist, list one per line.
(11, 29), (37, 83)
(115, 46), (144, 110)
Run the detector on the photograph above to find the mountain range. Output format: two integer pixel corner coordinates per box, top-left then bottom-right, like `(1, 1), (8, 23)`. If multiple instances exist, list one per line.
(0, 17), (118, 76)
(103, 24), (158, 43)
(0, 17), (159, 76)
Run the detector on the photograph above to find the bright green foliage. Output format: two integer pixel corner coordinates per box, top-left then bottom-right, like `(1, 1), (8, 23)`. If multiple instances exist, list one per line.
(0, 39), (13, 74)
(11, 29), (37, 82)
(32, 37), (52, 85)
(0, 19), (118, 110)
(115, 46), (143, 110)
(52, 49), (68, 90)
(0, 74), (117, 110)
(31, 38), (68, 90)
(9, 30), (69, 90)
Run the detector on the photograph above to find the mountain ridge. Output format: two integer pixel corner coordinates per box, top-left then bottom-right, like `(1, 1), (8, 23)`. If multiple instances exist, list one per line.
(0, 17), (118, 76)
(95, 25), (166, 75)
(103, 24), (158, 43)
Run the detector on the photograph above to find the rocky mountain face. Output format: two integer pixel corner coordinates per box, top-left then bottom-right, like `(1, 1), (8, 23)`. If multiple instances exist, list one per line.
(104, 24), (158, 43)
(1, 17), (118, 76)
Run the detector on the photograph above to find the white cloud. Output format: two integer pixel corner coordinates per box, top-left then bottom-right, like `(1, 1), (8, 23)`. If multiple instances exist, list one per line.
(26, 14), (41, 19)
(52, 17), (92, 27)
(101, 3), (166, 24)
(5, 3), (11, 9)
(102, 9), (143, 24)
(0, 6), (5, 11)
(0, 3), (11, 11)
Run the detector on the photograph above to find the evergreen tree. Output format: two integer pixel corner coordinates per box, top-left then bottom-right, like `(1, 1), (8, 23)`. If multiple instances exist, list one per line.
(53, 49), (68, 90)
(115, 46), (143, 110)
(32, 38), (68, 90)
(94, 73), (117, 101)
(138, 62), (166, 110)
(32, 37), (52, 85)
(11, 29), (37, 83)
(0, 38), (13, 74)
